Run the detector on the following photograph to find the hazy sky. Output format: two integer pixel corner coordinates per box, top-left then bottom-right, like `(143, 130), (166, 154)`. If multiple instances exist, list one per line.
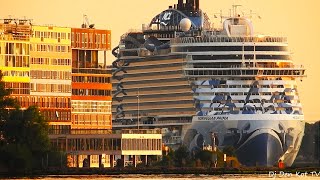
(1, 0), (319, 122)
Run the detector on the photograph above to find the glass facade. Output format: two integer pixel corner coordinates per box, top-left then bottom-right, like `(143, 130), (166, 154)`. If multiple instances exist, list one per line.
(0, 21), (112, 132)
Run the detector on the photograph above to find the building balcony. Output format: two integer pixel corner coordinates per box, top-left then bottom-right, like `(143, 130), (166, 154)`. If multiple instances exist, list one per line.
(72, 68), (112, 75)
(48, 128), (161, 135)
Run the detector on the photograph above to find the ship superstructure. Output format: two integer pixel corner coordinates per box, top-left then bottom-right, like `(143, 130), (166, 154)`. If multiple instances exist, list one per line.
(112, 0), (306, 166)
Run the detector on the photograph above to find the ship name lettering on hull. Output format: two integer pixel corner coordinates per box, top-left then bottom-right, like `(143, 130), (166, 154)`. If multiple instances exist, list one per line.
(198, 116), (229, 121)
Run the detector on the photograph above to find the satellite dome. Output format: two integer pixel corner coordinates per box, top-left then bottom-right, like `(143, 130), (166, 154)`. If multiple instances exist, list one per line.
(180, 18), (192, 32)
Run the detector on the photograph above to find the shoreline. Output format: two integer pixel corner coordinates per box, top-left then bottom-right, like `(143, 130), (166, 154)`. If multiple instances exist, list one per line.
(1, 167), (320, 178)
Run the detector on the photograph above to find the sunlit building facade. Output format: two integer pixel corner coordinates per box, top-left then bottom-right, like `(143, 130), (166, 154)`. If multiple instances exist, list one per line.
(1, 18), (162, 168)
(70, 28), (112, 130)
(0, 19), (112, 132)
(30, 25), (72, 133)
(0, 19), (31, 109)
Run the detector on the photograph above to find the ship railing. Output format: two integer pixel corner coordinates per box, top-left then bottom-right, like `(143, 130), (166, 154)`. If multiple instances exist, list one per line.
(121, 129), (161, 134)
(183, 68), (306, 77)
(256, 64), (305, 69)
(112, 119), (192, 126)
(115, 96), (191, 104)
(171, 36), (287, 44)
(185, 64), (305, 69)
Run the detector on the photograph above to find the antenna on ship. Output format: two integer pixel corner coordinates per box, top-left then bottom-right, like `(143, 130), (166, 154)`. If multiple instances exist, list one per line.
(214, 10), (223, 23)
(232, 4), (242, 17)
(242, 10), (262, 21)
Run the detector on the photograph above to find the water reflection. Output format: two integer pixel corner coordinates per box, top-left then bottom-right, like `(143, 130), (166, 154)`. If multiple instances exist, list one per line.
(13, 174), (319, 180)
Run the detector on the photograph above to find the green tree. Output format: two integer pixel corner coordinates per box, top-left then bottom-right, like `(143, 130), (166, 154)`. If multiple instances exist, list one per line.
(223, 146), (236, 157)
(315, 121), (320, 166)
(0, 73), (50, 173)
(173, 146), (190, 167)
(159, 148), (174, 167)
(195, 150), (213, 168)
(0, 74), (18, 144)
(1, 106), (50, 172)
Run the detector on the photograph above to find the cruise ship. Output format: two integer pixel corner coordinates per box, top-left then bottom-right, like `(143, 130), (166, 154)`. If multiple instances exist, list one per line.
(112, 0), (306, 167)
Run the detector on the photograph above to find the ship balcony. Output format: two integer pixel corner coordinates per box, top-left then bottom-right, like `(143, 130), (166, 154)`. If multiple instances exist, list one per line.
(112, 119), (192, 128)
(112, 81), (189, 90)
(129, 58), (184, 67)
(184, 66), (306, 78)
(138, 49), (171, 57)
(115, 95), (192, 104)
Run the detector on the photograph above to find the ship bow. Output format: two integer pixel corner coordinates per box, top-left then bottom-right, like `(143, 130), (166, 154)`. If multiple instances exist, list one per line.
(236, 129), (283, 167)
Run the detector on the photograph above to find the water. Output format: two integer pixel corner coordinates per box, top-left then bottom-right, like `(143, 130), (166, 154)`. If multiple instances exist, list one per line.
(11, 173), (320, 180)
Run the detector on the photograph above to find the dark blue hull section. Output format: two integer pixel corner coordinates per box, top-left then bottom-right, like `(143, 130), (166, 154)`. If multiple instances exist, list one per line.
(236, 133), (283, 167)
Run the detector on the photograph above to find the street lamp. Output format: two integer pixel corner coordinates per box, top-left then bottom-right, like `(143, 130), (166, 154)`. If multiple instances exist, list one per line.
(137, 88), (140, 129)
(211, 132), (217, 168)
(211, 132), (216, 152)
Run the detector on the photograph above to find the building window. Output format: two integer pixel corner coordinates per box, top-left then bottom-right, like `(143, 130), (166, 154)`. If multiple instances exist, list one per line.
(102, 34), (106, 44)
(108, 34), (111, 44)
(96, 34), (101, 48)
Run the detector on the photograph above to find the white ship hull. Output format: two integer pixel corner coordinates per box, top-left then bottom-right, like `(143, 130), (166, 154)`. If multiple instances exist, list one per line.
(183, 114), (305, 167)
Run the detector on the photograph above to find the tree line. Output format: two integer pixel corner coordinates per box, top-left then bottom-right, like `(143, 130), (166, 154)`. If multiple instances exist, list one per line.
(296, 121), (320, 166)
(0, 74), (52, 174)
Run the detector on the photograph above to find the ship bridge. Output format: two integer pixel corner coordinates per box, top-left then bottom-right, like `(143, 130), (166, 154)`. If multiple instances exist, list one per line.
(144, 0), (211, 36)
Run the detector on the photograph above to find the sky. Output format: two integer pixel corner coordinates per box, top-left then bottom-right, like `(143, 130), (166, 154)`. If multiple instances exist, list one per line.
(1, 0), (319, 122)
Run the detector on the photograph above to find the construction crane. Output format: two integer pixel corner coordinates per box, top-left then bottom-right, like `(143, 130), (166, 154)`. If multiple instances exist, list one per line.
(81, 14), (95, 29)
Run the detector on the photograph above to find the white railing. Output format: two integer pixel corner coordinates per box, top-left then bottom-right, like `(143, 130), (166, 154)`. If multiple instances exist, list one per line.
(172, 36), (287, 44)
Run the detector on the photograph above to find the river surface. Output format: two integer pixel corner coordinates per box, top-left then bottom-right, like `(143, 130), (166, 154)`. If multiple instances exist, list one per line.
(11, 173), (320, 180)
